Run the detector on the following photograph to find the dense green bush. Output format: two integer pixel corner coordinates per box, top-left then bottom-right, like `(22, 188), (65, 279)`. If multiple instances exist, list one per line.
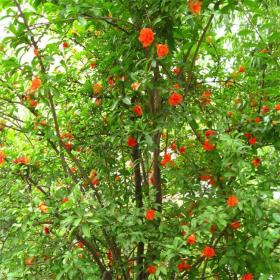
(0, 0), (279, 279)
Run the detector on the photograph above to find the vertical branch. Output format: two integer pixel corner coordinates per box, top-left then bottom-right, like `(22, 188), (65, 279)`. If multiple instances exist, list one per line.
(132, 145), (143, 209)
(131, 144), (145, 279)
(151, 64), (162, 212)
(153, 132), (162, 212)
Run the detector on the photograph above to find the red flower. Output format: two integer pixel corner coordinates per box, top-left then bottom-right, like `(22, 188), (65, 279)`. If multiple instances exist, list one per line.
(177, 260), (190, 272)
(254, 117), (261, 123)
(248, 137), (257, 145)
(205, 130), (216, 138)
(244, 132), (252, 139)
(31, 76), (41, 91)
(188, 0), (201, 14)
(209, 224), (216, 234)
(252, 157), (261, 167)
(107, 250), (113, 262)
(0, 151), (6, 165)
(93, 83), (103, 94)
(156, 44), (169, 58)
(29, 99), (38, 107)
(227, 195), (239, 207)
(241, 274), (253, 280)
(187, 234), (196, 245)
(169, 93), (183, 106)
(108, 76), (115, 86)
(147, 265), (156, 274)
(201, 91), (212, 104)
(227, 111), (233, 117)
(238, 66), (245, 73)
(62, 197), (69, 203)
(179, 146), (186, 154)
(64, 142), (72, 151)
(90, 170), (100, 186)
(34, 48), (39, 56)
(70, 167), (77, 174)
(138, 28), (154, 47)
(170, 142), (177, 151)
(76, 242), (84, 248)
(202, 246), (216, 258)
(173, 83), (181, 90)
(173, 66), (181, 75)
(14, 156), (29, 165)
(60, 132), (74, 140)
(44, 226), (50, 235)
(90, 61), (96, 69)
(203, 140), (215, 151)
(230, 220), (240, 230)
(261, 105), (269, 114)
(63, 42), (69, 48)
(127, 136), (137, 147)
(145, 209), (156, 221)
(133, 105), (143, 117)
(200, 175), (216, 186)
(161, 153), (172, 166)
(275, 104), (280, 111)
(131, 82), (140, 91)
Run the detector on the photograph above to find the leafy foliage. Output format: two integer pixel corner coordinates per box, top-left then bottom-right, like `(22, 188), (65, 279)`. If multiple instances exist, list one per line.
(0, 0), (279, 279)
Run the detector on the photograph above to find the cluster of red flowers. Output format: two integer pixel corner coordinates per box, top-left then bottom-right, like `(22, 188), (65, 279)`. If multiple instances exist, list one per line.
(245, 133), (257, 145)
(161, 153), (173, 167)
(13, 156), (29, 165)
(138, 28), (169, 58)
